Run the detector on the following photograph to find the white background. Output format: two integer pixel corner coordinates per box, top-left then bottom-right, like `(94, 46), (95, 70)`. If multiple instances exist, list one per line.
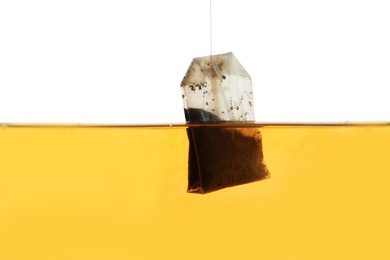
(0, 0), (389, 124)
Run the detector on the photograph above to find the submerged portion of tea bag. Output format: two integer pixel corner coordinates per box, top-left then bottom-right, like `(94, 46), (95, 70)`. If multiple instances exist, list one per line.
(181, 52), (269, 194)
(181, 52), (254, 123)
(187, 127), (269, 193)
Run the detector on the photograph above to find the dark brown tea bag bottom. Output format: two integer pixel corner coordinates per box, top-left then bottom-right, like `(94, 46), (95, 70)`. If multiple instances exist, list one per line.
(187, 127), (270, 194)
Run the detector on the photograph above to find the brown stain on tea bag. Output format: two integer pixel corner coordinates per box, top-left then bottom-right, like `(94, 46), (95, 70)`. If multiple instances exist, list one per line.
(187, 126), (269, 194)
(185, 109), (270, 194)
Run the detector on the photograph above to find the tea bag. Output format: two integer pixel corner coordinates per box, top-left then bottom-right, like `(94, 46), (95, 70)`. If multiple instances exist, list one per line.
(181, 52), (270, 194)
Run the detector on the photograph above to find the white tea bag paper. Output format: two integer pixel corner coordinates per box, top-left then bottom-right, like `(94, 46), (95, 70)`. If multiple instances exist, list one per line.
(180, 52), (255, 123)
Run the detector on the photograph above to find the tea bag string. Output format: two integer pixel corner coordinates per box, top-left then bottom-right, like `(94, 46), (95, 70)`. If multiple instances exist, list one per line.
(210, 0), (213, 63)
(210, 0), (222, 80)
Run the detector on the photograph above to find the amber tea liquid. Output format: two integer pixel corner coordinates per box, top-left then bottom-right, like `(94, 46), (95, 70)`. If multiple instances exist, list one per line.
(0, 124), (389, 260)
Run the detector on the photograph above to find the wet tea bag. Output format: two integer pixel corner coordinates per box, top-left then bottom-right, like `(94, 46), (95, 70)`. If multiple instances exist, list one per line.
(181, 52), (270, 194)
